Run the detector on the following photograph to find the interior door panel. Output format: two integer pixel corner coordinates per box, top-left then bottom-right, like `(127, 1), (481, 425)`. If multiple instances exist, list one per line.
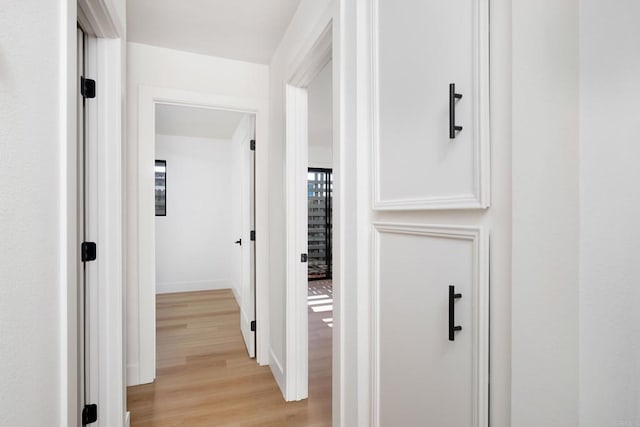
(373, 224), (488, 427)
(374, 0), (490, 209)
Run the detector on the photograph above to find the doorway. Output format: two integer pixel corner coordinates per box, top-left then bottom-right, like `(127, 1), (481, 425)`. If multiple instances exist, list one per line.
(305, 58), (334, 419)
(127, 104), (261, 424)
(132, 87), (270, 386)
(284, 22), (335, 417)
(152, 104), (256, 355)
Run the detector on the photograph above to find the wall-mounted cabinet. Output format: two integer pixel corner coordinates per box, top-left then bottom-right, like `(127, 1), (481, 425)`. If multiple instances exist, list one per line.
(372, 223), (489, 426)
(372, 0), (490, 210)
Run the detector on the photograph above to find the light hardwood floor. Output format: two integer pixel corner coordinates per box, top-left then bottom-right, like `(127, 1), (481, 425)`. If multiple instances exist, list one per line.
(127, 286), (332, 426)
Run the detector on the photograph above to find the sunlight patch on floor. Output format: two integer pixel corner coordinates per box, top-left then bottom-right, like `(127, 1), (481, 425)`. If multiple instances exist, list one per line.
(311, 304), (333, 313)
(308, 298), (333, 306)
(309, 280), (333, 327)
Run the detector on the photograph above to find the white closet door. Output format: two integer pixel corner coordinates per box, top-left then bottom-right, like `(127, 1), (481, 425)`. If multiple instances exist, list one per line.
(373, 224), (488, 427)
(361, 0), (492, 426)
(238, 116), (256, 358)
(373, 0), (490, 210)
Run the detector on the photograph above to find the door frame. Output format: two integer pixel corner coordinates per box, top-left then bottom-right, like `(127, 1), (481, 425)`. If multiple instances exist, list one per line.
(134, 86), (270, 384)
(284, 17), (334, 401)
(65, 1), (125, 426)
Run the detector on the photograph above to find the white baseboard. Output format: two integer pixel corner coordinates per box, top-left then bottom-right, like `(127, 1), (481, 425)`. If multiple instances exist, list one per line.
(156, 279), (232, 294)
(124, 411), (130, 427)
(269, 348), (286, 399)
(232, 286), (241, 306)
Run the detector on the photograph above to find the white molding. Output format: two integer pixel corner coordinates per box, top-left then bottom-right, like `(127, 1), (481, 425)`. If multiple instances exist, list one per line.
(91, 35), (126, 427)
(155, 279), (232, 294)
(288, 23), (333, 87)
(124, 412), (130, 427)
(61, 3), (78, 426)
(232, 286), (241, 307)
(371, 223), (489, 427)
(135, 85), (270, 385)
(370, 0), (491, 211)
(77, 0), (124, 38)
(284, 84), (310, 402)
(269, 348), (286, 395)
(70, 1), (125, 425)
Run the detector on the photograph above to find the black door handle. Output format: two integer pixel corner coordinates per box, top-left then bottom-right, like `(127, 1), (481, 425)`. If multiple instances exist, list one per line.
(235, 239), (242, 246)
(449, 285), (462, 341)
(449, 83), (463, 139)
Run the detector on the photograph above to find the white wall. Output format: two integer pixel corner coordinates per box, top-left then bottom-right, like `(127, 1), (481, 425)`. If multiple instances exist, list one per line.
(512, 4), (640, 426)
(1, 1), (126, 426)
(308, 146), (333, 170)
(154, 135), (233, 294)
(579, 1), (640, 425)
(0, 2), (65, 425)
(512, 0), (580, 425)
(308, 60), (333, 169)
(126, 42), (269, 384)
(267, 0), (334, 394)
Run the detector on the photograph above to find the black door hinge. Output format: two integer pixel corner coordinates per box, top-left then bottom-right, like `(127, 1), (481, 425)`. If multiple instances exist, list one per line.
(250, 320), (256, 332)
(81, 242), (97, 262)
(250, 139), (256, 151)
(301, 253), (308, 263)
(250, 230), (256, 241)
(81, 76), (96, 99)
(82, 404), (97, 425)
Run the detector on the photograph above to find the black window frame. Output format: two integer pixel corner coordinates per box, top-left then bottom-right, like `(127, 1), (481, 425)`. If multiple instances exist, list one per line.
(155, 159), (167, 217)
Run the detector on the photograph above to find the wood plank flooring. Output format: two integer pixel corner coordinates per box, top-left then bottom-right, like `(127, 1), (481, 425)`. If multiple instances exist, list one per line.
(127, 287), (332, 426)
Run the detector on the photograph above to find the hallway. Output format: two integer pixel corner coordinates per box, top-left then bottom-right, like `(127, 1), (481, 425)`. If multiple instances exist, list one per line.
(127, 289), (331, 426)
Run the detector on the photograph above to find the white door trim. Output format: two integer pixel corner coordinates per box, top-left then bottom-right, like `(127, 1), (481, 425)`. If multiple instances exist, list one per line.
(91, 36), (125, 427)
(284, 84), (310, 400)
(65, 1), (125, 426)
(283, 13), (334, 402)
(134, 86), (270, 385)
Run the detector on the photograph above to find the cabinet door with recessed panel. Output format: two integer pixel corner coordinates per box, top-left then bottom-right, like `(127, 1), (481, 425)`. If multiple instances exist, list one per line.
(373, 224), (489, 427)
(372, 0), (490, 210)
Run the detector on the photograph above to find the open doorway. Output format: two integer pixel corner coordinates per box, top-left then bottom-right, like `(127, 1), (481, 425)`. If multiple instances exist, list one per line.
(283, 23), (334, 420)
(306, 60), (334, 418)
(151, 104), (256, 357)
(127, 104), (261, 424)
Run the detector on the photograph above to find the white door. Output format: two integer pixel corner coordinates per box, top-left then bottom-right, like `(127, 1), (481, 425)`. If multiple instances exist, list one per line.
(233, 116), (256, 358)
(374, 0), (490, 210)
(367, 0), (490, 426)
(373, 225), (488, 426)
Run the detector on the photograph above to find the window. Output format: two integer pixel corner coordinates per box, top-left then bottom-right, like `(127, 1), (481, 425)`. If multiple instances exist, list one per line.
(307, 168), (333, 280)
(155, 160), (166, 216)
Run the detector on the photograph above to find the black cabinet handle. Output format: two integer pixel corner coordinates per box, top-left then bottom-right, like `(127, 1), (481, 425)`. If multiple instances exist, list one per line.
(449, 83), (463, 139)
(235, 239), (242, 246)
(449, 285), (463, 341)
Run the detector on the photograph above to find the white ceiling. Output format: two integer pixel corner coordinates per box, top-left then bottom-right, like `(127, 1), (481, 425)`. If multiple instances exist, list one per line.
(127, 0), (302, 64)
(155, 104), (247, 140)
